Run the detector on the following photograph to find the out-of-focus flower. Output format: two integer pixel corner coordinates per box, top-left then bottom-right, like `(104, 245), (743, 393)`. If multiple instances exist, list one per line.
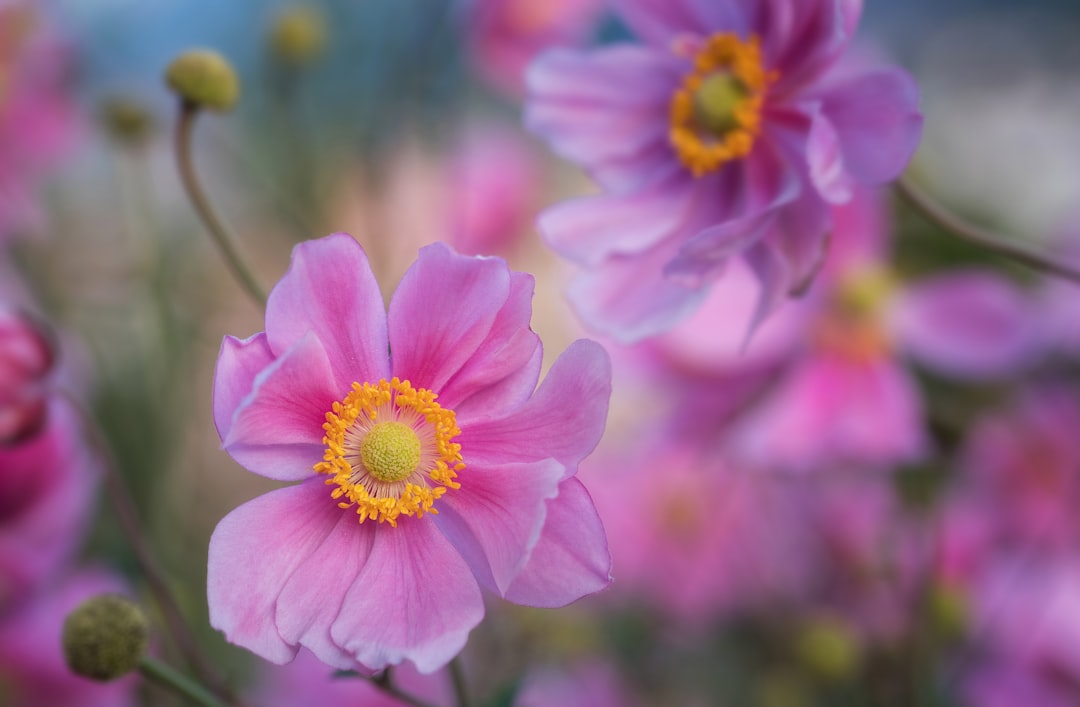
(0, 307), (54, 444)
(467, 0), (604, 96)
(0, 400), (98, 609)
(209, 234), (612, 673)
(0, 570), (138, 707)
(0, 3), (77, 243)
(516, 661), (631, 707)
(526, 0), (922, 342)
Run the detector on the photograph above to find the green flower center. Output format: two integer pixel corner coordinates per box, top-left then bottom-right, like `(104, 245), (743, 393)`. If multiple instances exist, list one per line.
(360, 421), (422, 483)
(693, 73), (747, 135)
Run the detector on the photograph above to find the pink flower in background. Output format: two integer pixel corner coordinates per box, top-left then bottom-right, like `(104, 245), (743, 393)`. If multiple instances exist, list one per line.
(0, 399), (98, 609)
(467, 0), (604, 96)
(0, 307), (54, 444)
(0, 3), (77, 243)
(516, 661), (631, 707)
(209, 234), (611, 673)
(0, 569), (137, 707)
(526, 0), (922, 341)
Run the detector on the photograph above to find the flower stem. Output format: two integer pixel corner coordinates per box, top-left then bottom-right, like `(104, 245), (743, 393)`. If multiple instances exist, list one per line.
(174, 101), (267, 306)
(895, 175), (1080, 285)
(449, 657), (470, 707)
(139, 656), (230, 707)
(366, 667), (441, 707)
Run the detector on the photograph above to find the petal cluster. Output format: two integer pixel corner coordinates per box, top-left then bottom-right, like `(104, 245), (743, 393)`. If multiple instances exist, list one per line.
(209, 234), (612, 673)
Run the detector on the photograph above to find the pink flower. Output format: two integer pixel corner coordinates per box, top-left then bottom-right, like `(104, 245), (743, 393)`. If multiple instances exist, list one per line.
(526, 0), (922, 341)
(0, 569), (138, 707)
(1, 399), (98, 609)
(209, 234), (612, 673)
(467, 0), (605, 96)
(0, 307), (55, 444)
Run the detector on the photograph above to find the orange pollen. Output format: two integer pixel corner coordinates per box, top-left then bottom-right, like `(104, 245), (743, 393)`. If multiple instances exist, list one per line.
(314, 377), (464, 527)
(668, 32), (777, 177)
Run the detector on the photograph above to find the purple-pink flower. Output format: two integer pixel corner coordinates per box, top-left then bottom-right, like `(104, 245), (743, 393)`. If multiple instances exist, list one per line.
(0, 307), (55, 444)
(209, 234), (612, 673)
(526, 0), (922, 341)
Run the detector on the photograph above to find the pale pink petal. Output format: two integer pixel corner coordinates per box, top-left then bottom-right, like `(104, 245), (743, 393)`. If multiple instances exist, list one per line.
(223, 334), (338, 481)
(611, 0), (749, 47)
(265, 233), (390, 390)
(758, 0), (852, 93)
(459, 339), (611, 468)
(805, 103), (857, 203)
(330, 520), (484, 673)
(388, 242), (511, 395)
(436, 459), (564, 594)
(212, 333), (274, 442)
(208, 481), (343, 665)
(504, 478), (612, 607)
(274, 511), (377, 670)
(890, 270), (1038, 379)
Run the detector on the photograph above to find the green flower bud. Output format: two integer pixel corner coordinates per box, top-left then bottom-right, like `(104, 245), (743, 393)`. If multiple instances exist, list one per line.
(100, 97), (155, 145)
(270, 7), (327, 66)
(165, 49), (240, 112)
(795, 616), (860, 682)
(62, 594), (149, 681)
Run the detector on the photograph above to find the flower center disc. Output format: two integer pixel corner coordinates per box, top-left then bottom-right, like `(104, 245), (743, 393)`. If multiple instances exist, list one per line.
(669, 32), (776, 177)
(360, 421), (422, 483)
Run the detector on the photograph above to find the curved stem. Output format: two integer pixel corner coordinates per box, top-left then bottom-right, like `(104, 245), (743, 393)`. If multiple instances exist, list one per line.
(449, 657), (470, 707)
(140, 656), (230, 707)
(365, 668), (441, 707)
(895, 175), (1080, 285)
(174, 101), (267, 306)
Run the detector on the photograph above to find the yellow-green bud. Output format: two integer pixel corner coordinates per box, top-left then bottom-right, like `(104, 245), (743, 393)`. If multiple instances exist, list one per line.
(270, 7), (327, 66)
(100, 97), (155, 145)
(165, 49), (240, 112)
(795, 616), (860, 682)
(62, 594), (149, 681)
(929, 583), (970, 639)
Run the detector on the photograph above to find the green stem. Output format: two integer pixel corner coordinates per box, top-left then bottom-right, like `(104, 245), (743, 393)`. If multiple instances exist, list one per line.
(895, 175), (1080, 285)
(449, 657), (470, 707)
(139, 656), (230, 707)
(174, 100), (267, 306)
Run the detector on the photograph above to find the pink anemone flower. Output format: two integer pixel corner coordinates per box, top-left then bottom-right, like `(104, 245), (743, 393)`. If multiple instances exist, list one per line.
(526, 0), (922, 342)
(209, 234), (612, 673)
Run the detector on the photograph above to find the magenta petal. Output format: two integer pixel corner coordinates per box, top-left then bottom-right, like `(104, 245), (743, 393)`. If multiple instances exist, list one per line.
(815, 68), (922, 186)
(213, 333), (274, 443)
(223, 333), (338, 481)
(504, 478), (612, 607)
(330, 520), (484, 673)
(274, 512), (376, 670)
(208, 481), (342, 664)
(389, 242), (510, 395)
(459, 339), (611, 468)
(890, 270), (1038, 379)
(265, 233), (390, 389)
(612, 0), (748, 47)
(436, 459), (563, 595)
(805, 105), (857, 203)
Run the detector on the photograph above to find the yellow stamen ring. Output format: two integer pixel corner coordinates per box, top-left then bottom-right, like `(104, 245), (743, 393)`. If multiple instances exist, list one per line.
(669, 32), (777, 177)
(315, 377), (464, 527)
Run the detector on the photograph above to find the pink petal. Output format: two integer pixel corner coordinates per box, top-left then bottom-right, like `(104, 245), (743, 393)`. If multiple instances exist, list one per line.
(330, 519), (484, 673)
(758, 0), (852, 94)
(223, 333), (339, 481)
(458, 339), (611, 468)
(890, 270), (1038, 379)
(388, 242), (510, 396)
(436, 459), (564, 595)
(208, 481), (344, 665)
(274, 511), (377, 670)
(213, 333), (274, 443)
(611, 0), (749, 47)
(265, 233), (390, 390)
(805, 103), (857, 203)
(504, 478), (612, 607)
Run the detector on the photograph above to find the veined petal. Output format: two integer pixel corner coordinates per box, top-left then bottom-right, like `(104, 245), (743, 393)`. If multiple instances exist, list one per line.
(611, 0), (750, 47)
(208, 481), (343, 665)
(223, 333), (338, 481)
(330, 520), (484, 673)
(504, 478), (612, 608)
(435, 459), (564, 595)
(266, 233), (390, 390)
(213, 333), (273, 443)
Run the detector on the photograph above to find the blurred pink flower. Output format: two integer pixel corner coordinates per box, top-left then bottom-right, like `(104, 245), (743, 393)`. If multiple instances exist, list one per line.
(0, 399), (98, 609)
(516, 661), (631, 707)
(0, 569), (137, 707)
(526, 0), (922, 341)
(0, 4), (77, 243)
(467, 0), (604, 96)
(209, 234), (612, 673)
(0, 307), (54, 444)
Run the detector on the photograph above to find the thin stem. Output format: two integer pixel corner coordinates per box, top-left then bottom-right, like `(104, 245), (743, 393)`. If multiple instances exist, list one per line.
(895, 175), (1080, 285)
(65, 392), (237, 705)
(364, 668), (441, 707)
(449, 657), (470, 707)
(140, 656), (230, 707)
(174, 101), (267, 306)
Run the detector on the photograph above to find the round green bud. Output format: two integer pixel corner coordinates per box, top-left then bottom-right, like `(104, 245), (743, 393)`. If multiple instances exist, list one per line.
(165, 49), (240, 112)
(270, 7), (327, 66)
(62, 594), (149, 681)
(795, 616), (860, 682)
(100, 97), (155, 145)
